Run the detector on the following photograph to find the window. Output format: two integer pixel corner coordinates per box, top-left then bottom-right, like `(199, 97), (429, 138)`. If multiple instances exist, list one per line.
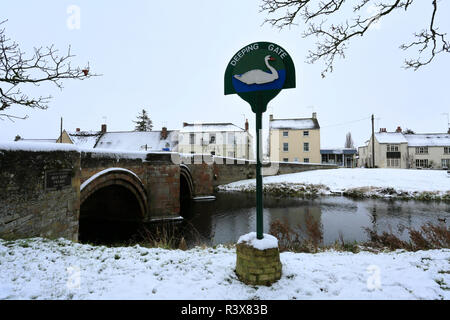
(283, 158), (289, 162)
(303, 142), (309, 152)
(415, 147), (428, 154)
(387, 159), (400, 167)
(283, 131), (289, 137)
(303, 158), (310, 163)
(209, 134), (216, 144)
(228, 133), (235, 144)
(444, 147), (450, 154)
(415, 159), (428, 168)
(442, 159), (450, 168)
(283, 143), (289, 152)
(303, 131), (309, 137)
(387, 145), (399, 152)
(189, 133), (195, 144)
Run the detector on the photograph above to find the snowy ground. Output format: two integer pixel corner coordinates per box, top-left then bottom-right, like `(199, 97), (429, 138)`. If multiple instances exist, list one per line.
(0, 238), (449, 300)
(219, 168), (450, 199)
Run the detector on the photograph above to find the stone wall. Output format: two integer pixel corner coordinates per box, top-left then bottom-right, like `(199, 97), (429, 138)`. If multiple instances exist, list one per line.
(0, 149), (80, 241)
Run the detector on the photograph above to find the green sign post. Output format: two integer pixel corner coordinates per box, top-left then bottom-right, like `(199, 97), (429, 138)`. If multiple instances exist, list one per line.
(225, 42), (296, 239)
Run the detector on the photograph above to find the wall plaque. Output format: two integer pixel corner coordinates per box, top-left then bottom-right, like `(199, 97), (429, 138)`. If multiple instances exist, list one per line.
(45, 169), (72, 190)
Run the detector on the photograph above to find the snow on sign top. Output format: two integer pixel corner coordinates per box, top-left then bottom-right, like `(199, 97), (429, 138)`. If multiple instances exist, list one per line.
(270, 119), (318, 130)
(237, 232), (278, 250)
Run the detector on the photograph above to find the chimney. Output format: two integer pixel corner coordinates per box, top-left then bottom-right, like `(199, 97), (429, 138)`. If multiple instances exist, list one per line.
(76, 128), (80, 132)
(379, 128), (386, 133)
(395, 126), (402, 133)
(101, 124), (107, 133)
(183, 122), (188, 127)
(245, 119), (249, 131)
(312, 112), (317, 119)
(161, 127), (168, 139)
(269, 114), (273, 121)
(448, 128), (450, 134)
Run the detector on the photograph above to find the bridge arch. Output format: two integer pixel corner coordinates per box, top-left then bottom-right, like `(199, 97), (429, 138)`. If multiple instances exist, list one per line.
(80, 168), (148, 219)
(180, 164), (194, 201)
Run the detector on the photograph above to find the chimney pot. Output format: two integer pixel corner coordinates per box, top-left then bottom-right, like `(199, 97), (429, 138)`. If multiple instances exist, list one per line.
(161, 127), (168, 139)
(312, 112), (317, 119)
(396, 126), (402, 133)
(76, 128), (80, 132)
(101, 124), (107, 133)
(245, 119), (249, 131)
(183, 122), (188, 127)
(269, 114), (273, 121)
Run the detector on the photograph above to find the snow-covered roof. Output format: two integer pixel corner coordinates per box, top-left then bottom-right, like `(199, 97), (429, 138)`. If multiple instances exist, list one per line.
(374, 132), (408, 144)
(404, 133), (450, 147)
(67, 131), (103, 149)
(320, 148), (357, 155)
(180, 123), (245, 133)
(270, 118), (319, 130)
(94, 131), (178, 151)
(18, 139), (56, 143)
(375, 132), (450, 146)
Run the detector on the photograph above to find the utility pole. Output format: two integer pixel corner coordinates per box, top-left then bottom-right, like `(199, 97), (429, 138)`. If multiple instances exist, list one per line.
(60, 117), (63, 143)
(371, 114), (375, 168)
(442, 113), (450, 133)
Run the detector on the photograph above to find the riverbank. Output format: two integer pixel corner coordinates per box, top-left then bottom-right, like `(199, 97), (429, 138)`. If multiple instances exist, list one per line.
(218, 168), (450, 201)
(0, 237), (449, 300)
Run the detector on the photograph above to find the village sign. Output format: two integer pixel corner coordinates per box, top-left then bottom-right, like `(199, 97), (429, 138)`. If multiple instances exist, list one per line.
(225, 42), (296, 239)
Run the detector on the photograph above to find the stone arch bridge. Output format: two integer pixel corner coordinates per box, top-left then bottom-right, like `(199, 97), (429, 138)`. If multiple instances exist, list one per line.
(0, 145), (336, 241)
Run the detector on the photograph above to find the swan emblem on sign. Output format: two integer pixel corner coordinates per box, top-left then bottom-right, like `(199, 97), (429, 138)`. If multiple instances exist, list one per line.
(233, 55), (278, 85)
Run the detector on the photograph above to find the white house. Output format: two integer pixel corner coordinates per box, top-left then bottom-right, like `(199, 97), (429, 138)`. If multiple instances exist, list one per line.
(358, 127), (450, 169)
(178, 121), (254, 160)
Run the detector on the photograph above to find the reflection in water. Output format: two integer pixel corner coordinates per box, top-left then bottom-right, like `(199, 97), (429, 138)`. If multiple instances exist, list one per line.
(182, 193), (450, 246)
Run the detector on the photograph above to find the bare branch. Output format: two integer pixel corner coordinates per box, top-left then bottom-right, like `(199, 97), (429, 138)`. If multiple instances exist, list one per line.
(0, 20), (99, 120)
(260, 0), (447, 76)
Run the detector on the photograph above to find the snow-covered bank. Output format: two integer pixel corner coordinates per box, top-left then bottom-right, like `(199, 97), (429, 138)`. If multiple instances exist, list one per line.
(219, 168), (450, 201)
(0, 238), (449, 300)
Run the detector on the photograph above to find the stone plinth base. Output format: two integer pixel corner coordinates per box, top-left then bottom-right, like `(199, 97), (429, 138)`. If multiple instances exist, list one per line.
(235, 242), (282, 286)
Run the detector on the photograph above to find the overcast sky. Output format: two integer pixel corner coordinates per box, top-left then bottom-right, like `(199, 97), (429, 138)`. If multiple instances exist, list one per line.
(1, 0), (449, 149)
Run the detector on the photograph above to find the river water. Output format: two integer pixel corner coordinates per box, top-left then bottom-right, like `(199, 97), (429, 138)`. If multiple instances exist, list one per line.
(183, 192), (450, 246)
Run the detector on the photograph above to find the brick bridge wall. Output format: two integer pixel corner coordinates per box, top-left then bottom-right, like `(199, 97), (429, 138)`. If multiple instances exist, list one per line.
(0, 146), (337, 241)
(80, 152), (180, 222)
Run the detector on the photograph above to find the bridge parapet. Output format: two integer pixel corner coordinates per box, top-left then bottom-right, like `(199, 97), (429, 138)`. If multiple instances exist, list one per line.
(181, 154), (338, 197)
(0, 143), (80, 241)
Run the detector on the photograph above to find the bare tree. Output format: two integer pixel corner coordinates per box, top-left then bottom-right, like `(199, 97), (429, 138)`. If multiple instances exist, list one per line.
(345, 132), (354, 148)
(0, 20), (97, 121)
(260, 0), (449, 77)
